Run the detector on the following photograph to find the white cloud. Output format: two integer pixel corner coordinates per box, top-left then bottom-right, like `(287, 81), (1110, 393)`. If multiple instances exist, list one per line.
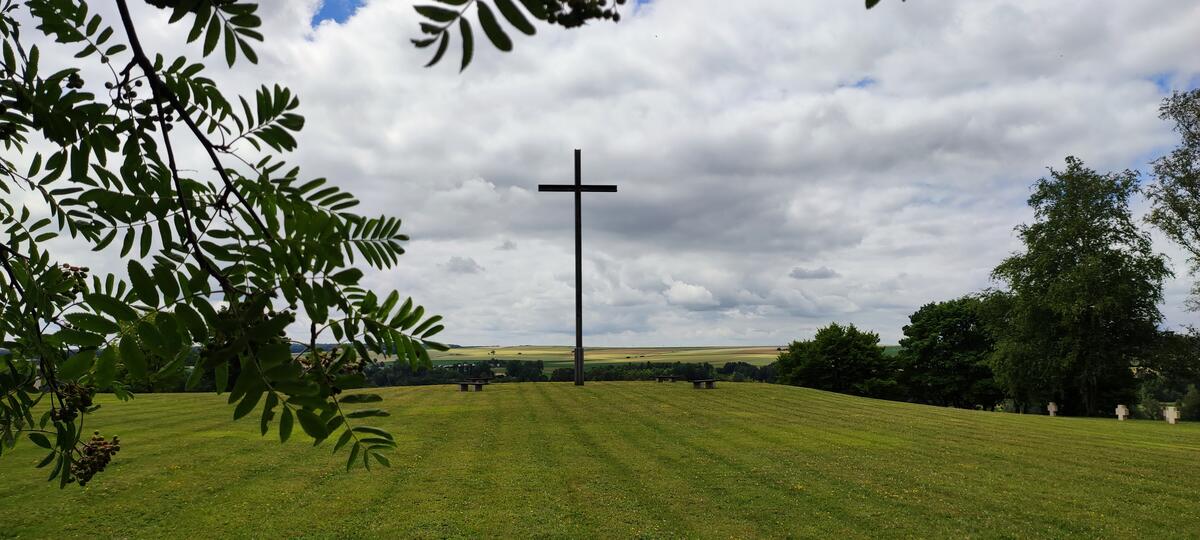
(790, 266), (841, 280)
(664, 280), (719, 308)
(14, 0), (1200, 345)
(442, 256), (484, 274)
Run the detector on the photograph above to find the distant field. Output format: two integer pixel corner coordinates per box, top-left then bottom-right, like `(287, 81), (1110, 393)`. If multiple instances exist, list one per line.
(430, 345), (902, 369)
(430, 345), (784, 368)
(1, 383), (1196, 537)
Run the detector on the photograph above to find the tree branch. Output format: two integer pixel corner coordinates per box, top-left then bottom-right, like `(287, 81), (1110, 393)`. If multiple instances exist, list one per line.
(114, 0), (274, 244)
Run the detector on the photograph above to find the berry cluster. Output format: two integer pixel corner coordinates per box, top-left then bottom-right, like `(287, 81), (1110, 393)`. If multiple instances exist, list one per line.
(72, 431), (121, 487)
(541, 0), (625, 28)
(59, 263), (89, 297)
(51, 383), (95, 423)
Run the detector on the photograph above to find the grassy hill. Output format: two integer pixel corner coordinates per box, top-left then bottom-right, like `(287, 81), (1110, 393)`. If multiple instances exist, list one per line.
(1, 382), (1197, 538)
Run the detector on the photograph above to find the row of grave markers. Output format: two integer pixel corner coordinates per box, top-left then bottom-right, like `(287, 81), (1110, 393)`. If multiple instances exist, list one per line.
(1046, 402), (1182, 424)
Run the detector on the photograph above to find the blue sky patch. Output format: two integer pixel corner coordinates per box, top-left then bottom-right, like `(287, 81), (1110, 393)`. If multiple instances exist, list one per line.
(840, 77), (877, 89)
(311, 0), (364, 27)
(1148, 72), (1200, 94)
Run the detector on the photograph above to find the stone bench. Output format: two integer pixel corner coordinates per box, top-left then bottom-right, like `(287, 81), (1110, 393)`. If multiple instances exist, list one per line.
(654, 375), (681, 383)
(690, 379), (716, 389)
(456, 381), (488, 392)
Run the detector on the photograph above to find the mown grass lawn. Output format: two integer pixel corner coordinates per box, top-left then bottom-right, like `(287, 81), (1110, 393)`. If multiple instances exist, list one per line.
(1, 382), (1197, 538)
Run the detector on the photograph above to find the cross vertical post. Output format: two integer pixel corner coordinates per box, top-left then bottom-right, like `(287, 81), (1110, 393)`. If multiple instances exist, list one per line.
(538, 149), (617, 387)
(574, 150), (583, 385)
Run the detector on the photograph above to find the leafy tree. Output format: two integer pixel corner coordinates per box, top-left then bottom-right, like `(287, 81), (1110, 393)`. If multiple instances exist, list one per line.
(503, 359), (545, 381)
(0, 0), (458, 487)
(1135, 329), (1200, 403)
(989, 158), (1170, 416)
(896, 296), (1003, 409)
(776, 323), (897, 398)
(1182, 384), (1200, 421)
(1147, 89), (1200, 312)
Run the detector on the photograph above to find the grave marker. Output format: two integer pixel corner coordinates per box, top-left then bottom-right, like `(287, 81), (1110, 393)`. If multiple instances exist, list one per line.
(1115, 404), (1129, 421)
(1164, 406), (1180, 425)
(1047, 402), (1058, 417)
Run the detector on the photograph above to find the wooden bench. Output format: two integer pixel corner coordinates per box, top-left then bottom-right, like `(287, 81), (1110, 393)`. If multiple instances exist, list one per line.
(690, 379), (716, 389)
(456, 381), (488, 392)
(654, 375), (681, 383)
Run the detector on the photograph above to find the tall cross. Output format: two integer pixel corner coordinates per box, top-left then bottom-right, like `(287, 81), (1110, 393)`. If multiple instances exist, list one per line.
(539, 149), (617, 386)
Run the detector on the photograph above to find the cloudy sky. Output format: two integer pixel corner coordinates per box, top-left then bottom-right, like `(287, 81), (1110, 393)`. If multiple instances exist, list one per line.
(26, 0), (1200, 346)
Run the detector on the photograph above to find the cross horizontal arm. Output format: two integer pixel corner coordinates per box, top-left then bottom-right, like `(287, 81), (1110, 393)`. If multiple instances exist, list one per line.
(538, 184), (618, 193)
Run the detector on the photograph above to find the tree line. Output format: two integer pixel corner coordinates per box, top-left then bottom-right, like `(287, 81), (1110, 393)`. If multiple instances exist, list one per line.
(777, 90), (1200, 419)
(361, 359), (777, 387)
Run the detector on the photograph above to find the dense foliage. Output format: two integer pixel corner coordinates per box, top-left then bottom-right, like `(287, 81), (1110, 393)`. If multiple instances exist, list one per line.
(988, 158), (1170, 415)
(895, 296), (1002, 409)
(0, 0), (461, 486)
(776, 323), (898, 399)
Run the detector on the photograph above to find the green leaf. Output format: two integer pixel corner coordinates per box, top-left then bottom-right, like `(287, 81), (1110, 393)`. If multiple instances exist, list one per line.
(351, 426), (394, 440)
(425, 32), (449, 68)
(330, 268), (362, 286)
(422, 325), (445, 338)
(415, 5), (459, 22)
(120, 334), (147, 380)
(411, 314), (442, 336)
(279, 407), (294, 443)
(476, 2), (513, 52)
(260, 392), (278, 435)
(233, 390), (264, 420)
(224, 25), (237, 66)
(127, 261), (159, 307)
(56, 329), (103, 348)
(357, 437), (396, 447)
(494, 0), (535, 35)
(64, 312), (119, 335)
(28, 433), (52, 449)
(333, 429), (353, 453)
(152, 264), (180, 303)
(36, 451), (56, 469)
(459, 17), (474, 71)
(203, 14), (221, 56)
(85, 294), (139, 322)
(296, 409), (328, 440)
(58, 350), (95, 380)
(174, 303), (207, 343)
(346, 442), (360, 471)
(95, 346), (118, 388)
